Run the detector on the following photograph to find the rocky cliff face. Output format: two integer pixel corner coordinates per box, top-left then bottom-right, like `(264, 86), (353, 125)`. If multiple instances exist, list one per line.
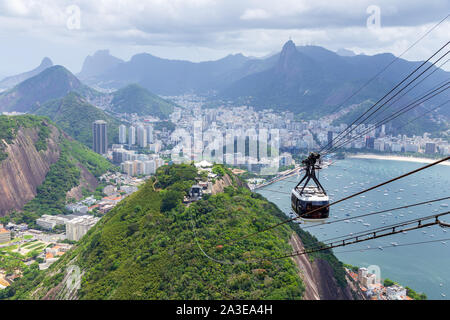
(211, 172), (248, 195)
(0, 126), (61, 216)
(290, 234), (354, 300)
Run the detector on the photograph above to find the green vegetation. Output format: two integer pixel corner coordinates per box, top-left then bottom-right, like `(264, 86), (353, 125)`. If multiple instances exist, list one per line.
(0, 115), (51, 162)
(111, 84), (176, 118)
(5, 164), (307, 300)
(1, 164), (351, 300)
(282, 216), (348, 288)
(383, 278), (395, 287)
(4, 119), (114, 226)
(153, 120), (176, 132)
(343, 263), (359, 273)
(212, 164), (227, 177)
(33, 92), (122, 148)
(405, 286), (427, 300)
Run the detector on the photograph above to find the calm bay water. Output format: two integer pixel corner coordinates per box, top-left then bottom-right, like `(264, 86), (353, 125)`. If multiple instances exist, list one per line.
(257, 158), (450, 300)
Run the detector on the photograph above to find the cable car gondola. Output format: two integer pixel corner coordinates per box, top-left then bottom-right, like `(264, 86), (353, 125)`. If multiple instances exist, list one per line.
(291, 152), (329, 221)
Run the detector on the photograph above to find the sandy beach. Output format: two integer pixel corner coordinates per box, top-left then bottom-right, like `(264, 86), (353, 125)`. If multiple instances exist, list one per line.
(348, 154), (450, 166)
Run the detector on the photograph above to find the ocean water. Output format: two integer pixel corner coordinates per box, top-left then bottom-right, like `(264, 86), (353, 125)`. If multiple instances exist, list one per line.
(257, 158), (450, 300)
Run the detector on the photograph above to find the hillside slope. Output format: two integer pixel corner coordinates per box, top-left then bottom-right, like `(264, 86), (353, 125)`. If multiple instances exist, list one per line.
(3, 164), (353, 300)
(33, 92), (123, 148)
(110, 84), (176, 118)
(0, 57), (53, 90)
(0, 115), (114, 220)
(0, 66), (101, 113)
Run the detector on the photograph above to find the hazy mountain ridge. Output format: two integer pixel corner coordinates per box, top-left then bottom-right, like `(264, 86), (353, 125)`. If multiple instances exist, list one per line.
(0, 57), (53, 90)
(78, 41), (449, 126)
(0, 66), (101, 113)
(77, 50), (124, 81)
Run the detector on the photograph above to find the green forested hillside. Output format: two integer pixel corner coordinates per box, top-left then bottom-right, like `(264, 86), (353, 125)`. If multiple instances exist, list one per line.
(33, 92), (122, 148)
(7, 137), (115, 226)
(6, 164), (307, 300)
(0, 115), (51, 161)
(110, 83), (176, 118)
(0, 115), (115, 226)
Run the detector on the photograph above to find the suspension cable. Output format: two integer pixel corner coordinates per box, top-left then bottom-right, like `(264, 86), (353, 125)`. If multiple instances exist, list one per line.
(324, 14), (449, 117)
(322, 46), (450, 153)
(220, 156), (450, 246)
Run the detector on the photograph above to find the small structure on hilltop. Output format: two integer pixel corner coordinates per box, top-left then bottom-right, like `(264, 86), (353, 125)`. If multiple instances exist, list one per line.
(189, 185), (203, 201)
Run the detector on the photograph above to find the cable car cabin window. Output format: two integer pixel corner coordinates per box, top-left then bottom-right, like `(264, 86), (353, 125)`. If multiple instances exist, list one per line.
(302, 201), (329, 219)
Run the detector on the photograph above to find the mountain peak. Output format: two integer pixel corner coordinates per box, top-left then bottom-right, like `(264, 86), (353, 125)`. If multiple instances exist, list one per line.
(78, 50), (124, 79)
(277, 40), (300, 73)
(282, 39), (296, 51)
(40, 57), (53, 68)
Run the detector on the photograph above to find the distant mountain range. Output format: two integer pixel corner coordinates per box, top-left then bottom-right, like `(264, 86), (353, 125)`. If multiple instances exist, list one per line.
(0, 42), (448, 136)
(77, 49), (124, 81)
(0, 65), (100, 113)
(0, 57), (53, 90)
(0, 64), (176, 120)
(77, 43), (449, 121)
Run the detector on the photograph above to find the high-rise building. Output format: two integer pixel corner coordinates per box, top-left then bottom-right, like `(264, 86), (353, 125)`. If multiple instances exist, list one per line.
(137, 125), (147, 148)
(145, 124), (153, 144)
(365, 137), (375, 149)
(128, 126), (136, 146)
(65, 215), (100, 241)
(92, 120), (107, 154)
(119, 124), (127, 144)
(425, 143), (436, 154)
(327, 131), (333, 148)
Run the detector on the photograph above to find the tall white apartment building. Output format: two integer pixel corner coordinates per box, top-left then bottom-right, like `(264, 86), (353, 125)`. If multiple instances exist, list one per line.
(137, 125), (147, 148)
(128, 126), (136, 146)
(119, 124), (127, 144)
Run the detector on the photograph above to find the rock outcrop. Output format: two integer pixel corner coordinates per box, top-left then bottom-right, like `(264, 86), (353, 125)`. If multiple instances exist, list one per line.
(290, 233), (354, 300)
(0, 126), (61, 216)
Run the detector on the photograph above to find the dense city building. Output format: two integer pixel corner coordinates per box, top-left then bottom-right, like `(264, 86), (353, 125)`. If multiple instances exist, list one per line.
(92, 120), (108, 154)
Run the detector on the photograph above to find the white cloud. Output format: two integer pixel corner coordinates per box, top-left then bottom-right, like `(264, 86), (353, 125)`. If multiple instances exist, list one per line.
(240, 9), (271, 20)
(0, 0), (448, 74)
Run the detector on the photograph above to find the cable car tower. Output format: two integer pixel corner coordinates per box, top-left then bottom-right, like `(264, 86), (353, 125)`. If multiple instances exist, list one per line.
(291, 152), (330, 221)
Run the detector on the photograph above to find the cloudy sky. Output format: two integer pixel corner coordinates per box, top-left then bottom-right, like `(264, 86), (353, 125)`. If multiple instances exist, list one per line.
(0, 0), (449, 77)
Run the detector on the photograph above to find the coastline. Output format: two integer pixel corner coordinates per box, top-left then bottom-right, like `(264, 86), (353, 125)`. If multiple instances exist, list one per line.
(347, 154), (450, 166)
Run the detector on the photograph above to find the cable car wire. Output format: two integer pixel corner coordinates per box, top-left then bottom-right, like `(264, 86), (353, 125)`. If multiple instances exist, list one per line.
(326, 94), (450, 155)
(325, 90), (450, 155)
(302, 196), (450, 230)
(220, 156), (450, 246)
(268, 211), (450, 261)
(321, 45), (450, 154)
(324, 14), (449, 117)
(364, 58), (450, 125)
(332, 236), (450, 255)
(321, 44), (450, 153)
